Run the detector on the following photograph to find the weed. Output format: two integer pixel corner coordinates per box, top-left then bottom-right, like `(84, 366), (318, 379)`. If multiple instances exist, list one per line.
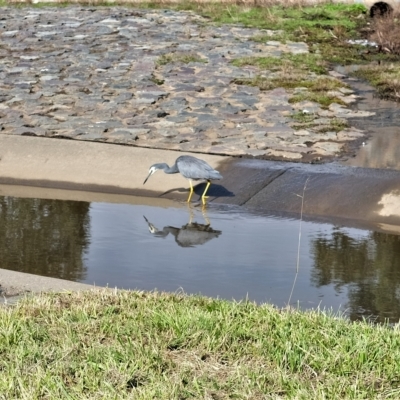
(329, 117), (349, 131)
(291, 111), (317, 124)
(156, 52), (207, 66)
(150, 75), (165, 85)
(234, 74), (347, 107)
(232, 53), (327, 74)
(370, 13), (400, 54)
(289, 92), (346, 108)
(354, 63), (400, 101)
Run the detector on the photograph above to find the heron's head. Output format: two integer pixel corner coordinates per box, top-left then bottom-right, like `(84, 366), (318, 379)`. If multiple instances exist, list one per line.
(143, 164), (160, 185)
(143, 215), (158, 233)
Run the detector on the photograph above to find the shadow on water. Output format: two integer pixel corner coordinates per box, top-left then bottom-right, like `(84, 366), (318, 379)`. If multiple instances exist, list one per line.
(1, 192), (400, 324)
(0, 196), (90, 281)
(311, 228), (400, 323)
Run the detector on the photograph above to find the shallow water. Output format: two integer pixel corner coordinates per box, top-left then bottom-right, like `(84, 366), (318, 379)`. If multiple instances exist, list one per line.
(337, 67), (400, 171)
(1, 194), (400, 323)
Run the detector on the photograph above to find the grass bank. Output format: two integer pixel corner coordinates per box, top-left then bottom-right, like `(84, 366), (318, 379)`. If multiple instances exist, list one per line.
(2, 290), (400, 399)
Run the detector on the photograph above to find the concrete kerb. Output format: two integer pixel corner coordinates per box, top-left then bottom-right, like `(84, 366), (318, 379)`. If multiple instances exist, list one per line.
(0, 268), (98, 299)
(1, 135), (400, 226)
(1, 135), (400, 298)
(0, 135), (227, 201)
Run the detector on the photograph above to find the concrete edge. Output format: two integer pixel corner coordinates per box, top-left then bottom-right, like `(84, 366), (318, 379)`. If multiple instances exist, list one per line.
(0, 268), (98, 298)
(1, 134), (400, 300)
(1, 135), (400, 227)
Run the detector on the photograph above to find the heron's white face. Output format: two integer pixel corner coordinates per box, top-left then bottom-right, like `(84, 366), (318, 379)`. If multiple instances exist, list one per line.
(149, 166), (158, 175)
(143, 165), (159, 185)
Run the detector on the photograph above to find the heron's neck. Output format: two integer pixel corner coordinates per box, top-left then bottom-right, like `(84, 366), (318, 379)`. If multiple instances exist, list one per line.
(163, 163), (179, 174)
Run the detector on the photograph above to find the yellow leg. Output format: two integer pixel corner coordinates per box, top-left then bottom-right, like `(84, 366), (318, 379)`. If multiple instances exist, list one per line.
(187, 180), (194, 203)
(187, 203), (194, 224)
(201, 206), (210, 226)
(201, 180), (211, 205)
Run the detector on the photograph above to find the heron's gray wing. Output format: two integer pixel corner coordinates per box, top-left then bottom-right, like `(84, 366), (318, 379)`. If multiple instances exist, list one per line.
(174, 223), (221, 247)
(176, 156), (222, 180)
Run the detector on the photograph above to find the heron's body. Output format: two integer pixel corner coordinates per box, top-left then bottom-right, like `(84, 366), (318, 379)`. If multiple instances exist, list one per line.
(143, 155), (222, 204)
(143, 216), (221, 247)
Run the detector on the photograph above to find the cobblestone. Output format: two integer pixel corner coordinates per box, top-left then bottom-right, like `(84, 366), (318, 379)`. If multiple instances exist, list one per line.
(0, 6), (374, 161)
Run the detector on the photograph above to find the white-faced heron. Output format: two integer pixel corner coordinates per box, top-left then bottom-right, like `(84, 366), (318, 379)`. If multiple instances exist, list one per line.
(143, 215), (222, 248)
(143, 155), (222, 205)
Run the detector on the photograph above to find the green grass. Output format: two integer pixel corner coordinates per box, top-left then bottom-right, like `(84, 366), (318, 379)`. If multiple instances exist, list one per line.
(25, 0), (368, 65)
(353, 63), (400, 101)
(233, 75), (348, 107)
(145, 1), (370, 65)
(156, 52), (207, 66)
(234, 75), (346, 91)
(200, 2), (365, 32)
(140, 0), (399, 98)
(2, 290), (400, 399)
(291, 111), (317, 125)
(291, 113), (349, 131)
(288, 91), (346, 108)
(232, 53), (327, 75)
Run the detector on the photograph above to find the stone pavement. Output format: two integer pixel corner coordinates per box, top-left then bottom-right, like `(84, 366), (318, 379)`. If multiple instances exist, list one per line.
(0, 6), (374, 161)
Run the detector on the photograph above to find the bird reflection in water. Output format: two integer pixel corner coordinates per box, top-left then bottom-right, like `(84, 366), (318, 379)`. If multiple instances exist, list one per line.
(143, 206), (221, 248)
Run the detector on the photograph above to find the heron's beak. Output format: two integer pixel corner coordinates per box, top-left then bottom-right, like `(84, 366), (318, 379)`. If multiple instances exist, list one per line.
(143, 172), (152, 185)
(143, 216), (158, 234)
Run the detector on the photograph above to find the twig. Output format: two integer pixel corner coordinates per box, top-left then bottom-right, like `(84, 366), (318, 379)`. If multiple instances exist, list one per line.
(288, 176), (309, 306)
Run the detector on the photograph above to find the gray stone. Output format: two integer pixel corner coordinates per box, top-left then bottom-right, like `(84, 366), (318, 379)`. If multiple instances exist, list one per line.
(11, 127), (46, 136)
(337, 129), (365, 141)
(0, 6), (369, 162)
(2, 30), (19, 37)
(172, 84), (205, 93)
(195, 114), (223, 123)
(114, 93), (133, 103)
(75, 131), (105, 140)
(311, 142), (343, 154)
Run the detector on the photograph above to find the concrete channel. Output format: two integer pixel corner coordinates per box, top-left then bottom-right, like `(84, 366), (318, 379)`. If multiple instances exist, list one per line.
(0, 131), (400, 303)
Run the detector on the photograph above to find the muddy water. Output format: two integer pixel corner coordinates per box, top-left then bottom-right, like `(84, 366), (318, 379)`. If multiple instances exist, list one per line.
(1, 194), (400, 323)
(337, 66), (400, 170)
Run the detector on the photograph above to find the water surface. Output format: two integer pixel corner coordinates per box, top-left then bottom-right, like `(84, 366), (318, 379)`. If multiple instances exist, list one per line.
(1, 194), (400, 323)
(337, 67), (400, 171)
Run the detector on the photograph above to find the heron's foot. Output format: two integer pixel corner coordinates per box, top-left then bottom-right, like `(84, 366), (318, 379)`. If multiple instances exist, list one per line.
(201, 196), (209, 206)
(186, 192), (194, 203)
(201, 205), (210, 224)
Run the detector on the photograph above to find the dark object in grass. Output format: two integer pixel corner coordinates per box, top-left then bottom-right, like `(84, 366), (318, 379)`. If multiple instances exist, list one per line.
(370, 2), (393, 18)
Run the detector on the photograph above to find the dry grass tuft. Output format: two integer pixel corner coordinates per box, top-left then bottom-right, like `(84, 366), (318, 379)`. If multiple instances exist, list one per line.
(5, 0), (326, 5)
(370, 13), (400, 55)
